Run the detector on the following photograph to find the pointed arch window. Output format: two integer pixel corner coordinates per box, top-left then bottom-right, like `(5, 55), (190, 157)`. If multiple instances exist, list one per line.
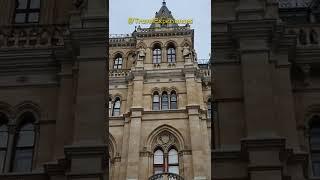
(113, 54), (123, 69)
(153, 92), (160, 110)
(167, 44), (176, 63)
(14, 0), (41, 24)
(153, 44), (162, 64)
(170, 91), (177, 109)
(161, 92), (169, 110)
(11, 112), (35, 172)
(153, 149), (164, 174)
(109, 97), (112, 116)
(168, 148), (179, 174)
(309, 116), (320, 176)
(0, 113), (8, 173)
(112, 97), (121, 116)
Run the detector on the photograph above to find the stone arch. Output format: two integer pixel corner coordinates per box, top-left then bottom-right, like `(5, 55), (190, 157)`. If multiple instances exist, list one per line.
(111, 51), (125, 59)
(0, 101), (13, 120)
(305, 105), (320, 130)
(108, 132), (117, 158)
(164, 40), (178, 48)
(169, 86), (179, 94)
(145, 124), (185, 152)
(150, 87), (161, 95)
(150, 41), (164, 49)
(13, 101), (41, 125)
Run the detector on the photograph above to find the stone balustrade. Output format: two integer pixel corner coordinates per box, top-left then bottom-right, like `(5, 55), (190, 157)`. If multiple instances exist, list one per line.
(109, 69), (131, 77)
(0, 24), (69, 49)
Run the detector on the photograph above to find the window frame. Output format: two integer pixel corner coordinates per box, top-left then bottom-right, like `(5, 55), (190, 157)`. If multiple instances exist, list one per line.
(161, 92), (169, 110)
(112, 97), (121, 116)
(152, 92), (160, 110)
(14, 0), (41, 24)
(113, 55), (123, 70)
(167, 148), (179, 174)
(309, 117), (320, 177)
(167, 46), (176, 63)
(170, 91), (177, 109)
(153, 148), (165, 174)
(153, 45), (162, 64)
(11, 113), (36, 173)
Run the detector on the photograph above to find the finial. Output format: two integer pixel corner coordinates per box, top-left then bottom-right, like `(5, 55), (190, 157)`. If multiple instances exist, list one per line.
(162, 0), (166, 6)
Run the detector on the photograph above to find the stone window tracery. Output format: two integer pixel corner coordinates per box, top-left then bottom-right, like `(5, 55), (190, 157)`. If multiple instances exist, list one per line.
(152, 131), (180, 175)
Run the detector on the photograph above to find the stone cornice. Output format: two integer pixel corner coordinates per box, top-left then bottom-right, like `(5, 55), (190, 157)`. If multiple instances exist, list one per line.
(241, 137), (286, 151)
(228, 20), (277, 39)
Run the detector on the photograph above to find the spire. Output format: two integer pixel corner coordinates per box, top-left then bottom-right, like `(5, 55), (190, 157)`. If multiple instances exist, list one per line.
(149, 0), (178, 29)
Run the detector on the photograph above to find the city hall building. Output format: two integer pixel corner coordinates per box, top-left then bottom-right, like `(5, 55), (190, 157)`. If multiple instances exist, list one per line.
(0, 0), (320, 180)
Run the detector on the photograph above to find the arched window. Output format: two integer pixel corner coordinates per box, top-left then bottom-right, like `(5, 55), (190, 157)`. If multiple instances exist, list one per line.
(161, 92), (169, 110)
(14, 0), (41, 24)
(168, 148), (179, 174)
(310, 115), (320, 176)
(0, 113), (8, 173)
(153, 149), (164, 174)
(170, 91), (177, 109)
(153, 92), (160, 110)
(112, 97), (121, 116)
(109, 97), (112, 116)
(153, 44), (162, 64)
(167, 44), (176, 63)
(11, 112), (35, 172)
(113, 54), (123, 69)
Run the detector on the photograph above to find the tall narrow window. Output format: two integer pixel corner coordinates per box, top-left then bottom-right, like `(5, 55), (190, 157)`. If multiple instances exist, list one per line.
(11, 112), (35, 172)
(310, 116), (320, 177)
(112, 97), (121, 116)
(208, 99), (212, 119)
(153, 92), (160, 110)
(109, 97), (112, 116)
(153, 149), (164, 174)
(167, 44), (176, 63)
(170, 91), (177, 109)
(161, 92), (169, 110)
(168, 148), (179, 174)
(0, 113), (8, 173)
(153, 44), (162, 64)
(113, 54), (123, 69)
(14, 0), (41, 24)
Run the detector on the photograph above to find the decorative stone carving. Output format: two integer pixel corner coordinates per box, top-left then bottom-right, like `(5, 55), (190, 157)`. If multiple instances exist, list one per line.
(153, 131), (177, 151)
(138, 47), (146, 59)
(182, 44), (191, 58)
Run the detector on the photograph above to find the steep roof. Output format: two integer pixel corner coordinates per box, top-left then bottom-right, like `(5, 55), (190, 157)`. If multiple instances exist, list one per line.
(149, 0), (178, 29)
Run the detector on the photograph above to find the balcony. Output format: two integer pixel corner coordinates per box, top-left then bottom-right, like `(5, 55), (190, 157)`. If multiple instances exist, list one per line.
(149, 173), (184, 180)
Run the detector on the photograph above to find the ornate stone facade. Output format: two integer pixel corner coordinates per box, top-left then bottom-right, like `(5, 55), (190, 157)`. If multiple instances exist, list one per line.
(108, 2), (211, 180)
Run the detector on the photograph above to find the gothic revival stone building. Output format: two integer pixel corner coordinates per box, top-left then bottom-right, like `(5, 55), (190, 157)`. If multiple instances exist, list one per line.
(109, 2), (211, 180)
(0, 0), (108, 180)
(213, 0), (320, 179)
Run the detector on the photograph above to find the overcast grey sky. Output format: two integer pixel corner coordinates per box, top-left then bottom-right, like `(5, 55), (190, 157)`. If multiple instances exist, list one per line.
(110, 0), (211, 59)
